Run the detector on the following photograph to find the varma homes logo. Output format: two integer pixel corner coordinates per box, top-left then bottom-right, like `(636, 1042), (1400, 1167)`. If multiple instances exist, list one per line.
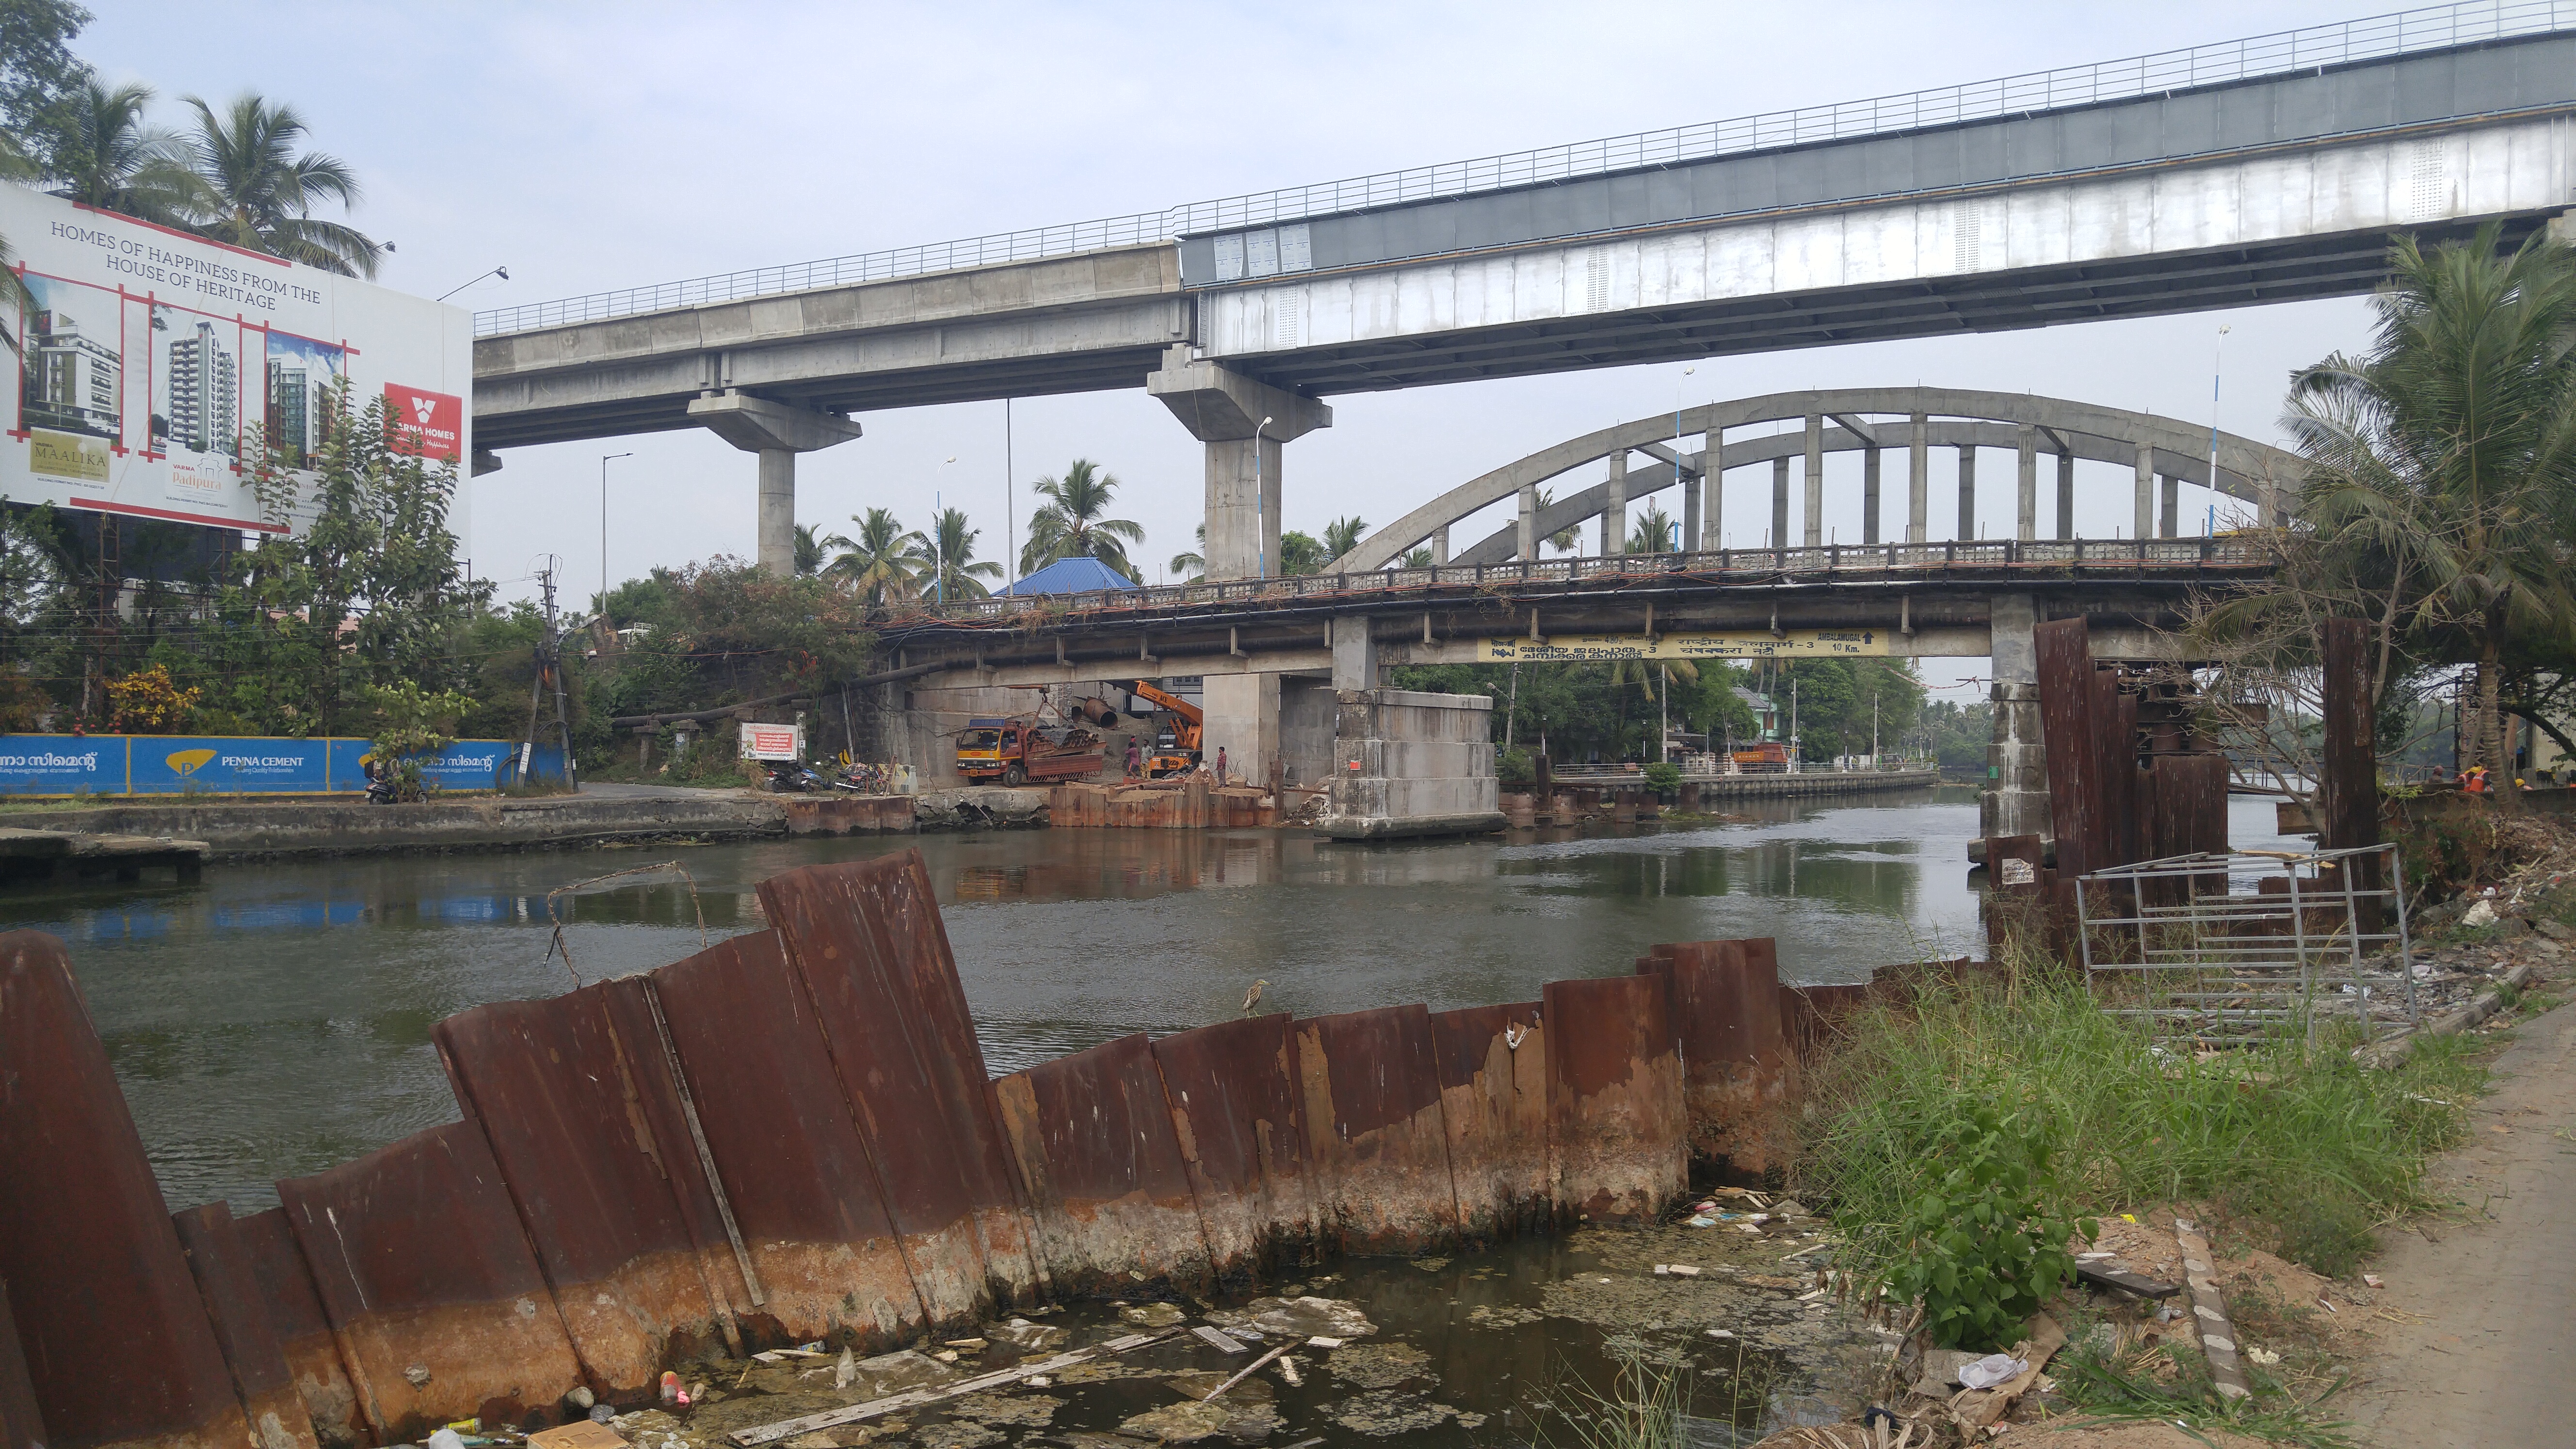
(384, 383), (462, 463)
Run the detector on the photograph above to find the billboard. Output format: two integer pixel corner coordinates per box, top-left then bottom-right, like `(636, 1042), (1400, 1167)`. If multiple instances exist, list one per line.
(0, 736), (563, 795)
(2, 185), (472, 535)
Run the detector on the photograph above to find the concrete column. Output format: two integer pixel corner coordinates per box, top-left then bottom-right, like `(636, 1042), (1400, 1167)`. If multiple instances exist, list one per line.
(1982, 592), (2049, 842)
(1956, 445), (1977, 540)
(1907, 412), (1928, 544)
(2159, 473), (2179, 538)
(2014, 425), (2037, 542)
(1770, 457), (1790, 548)
(1802, 414), (1823, 547)
(1680, 446), (1703, 556)
(1517, 483), (1537, 560)
(2055, 448), (2075, 539)
(686, 390), (864, 578)
(1602, 451), (1628, 555)
(1701, 443), (1723, 550)
(1331, 615), (1377, 691)
(1146, 344), (1332, 580)
(1204, 675), (1280, 788)
(1431, 525), (1449, 565)
(2133, 441), (2154, 540)
(1862, 446), (1882, 546)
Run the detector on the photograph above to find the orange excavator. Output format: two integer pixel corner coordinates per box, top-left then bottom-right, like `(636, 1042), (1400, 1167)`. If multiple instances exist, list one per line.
(1127, 679), (1205, 778)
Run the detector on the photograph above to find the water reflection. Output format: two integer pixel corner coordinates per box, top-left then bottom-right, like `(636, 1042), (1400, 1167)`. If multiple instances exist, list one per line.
(13, 790), (2264, 1214)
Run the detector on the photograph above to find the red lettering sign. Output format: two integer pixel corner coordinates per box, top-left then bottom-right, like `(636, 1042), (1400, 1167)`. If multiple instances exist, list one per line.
(383, 384), (463, 463)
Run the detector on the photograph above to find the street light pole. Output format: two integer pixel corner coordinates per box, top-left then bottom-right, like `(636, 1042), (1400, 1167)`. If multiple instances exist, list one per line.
(2207, 323), (2231, 534)
(934, 456), (957, 604)
(599, 452), (632, 615)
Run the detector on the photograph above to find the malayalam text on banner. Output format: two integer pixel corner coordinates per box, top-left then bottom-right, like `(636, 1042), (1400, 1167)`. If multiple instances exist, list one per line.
(1478, 630), (1891, 663)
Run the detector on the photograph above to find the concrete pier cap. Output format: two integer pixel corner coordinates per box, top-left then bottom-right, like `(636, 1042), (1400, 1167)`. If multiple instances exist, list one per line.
(687, 389), (864, 577)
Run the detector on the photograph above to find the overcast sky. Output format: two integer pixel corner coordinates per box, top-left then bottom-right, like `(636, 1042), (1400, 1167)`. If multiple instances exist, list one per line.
(87, 0), (2396, 696)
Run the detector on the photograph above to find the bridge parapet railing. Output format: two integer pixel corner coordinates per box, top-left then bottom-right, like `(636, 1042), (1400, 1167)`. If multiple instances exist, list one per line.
(899, 537), (2269, 628)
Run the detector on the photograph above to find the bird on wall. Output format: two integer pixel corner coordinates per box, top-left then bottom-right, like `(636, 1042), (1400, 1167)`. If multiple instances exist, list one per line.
(1242, 979), (1270, 1016)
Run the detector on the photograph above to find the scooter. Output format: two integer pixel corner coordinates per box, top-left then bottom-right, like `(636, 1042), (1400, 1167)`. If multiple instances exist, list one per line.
(763, 760), (824, 793)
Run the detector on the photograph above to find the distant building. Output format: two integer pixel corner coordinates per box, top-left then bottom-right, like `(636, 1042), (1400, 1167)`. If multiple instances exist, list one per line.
(1734, 686), (1781, 741)
(24, 307), (119, 438)
(267, 360), (312, 466)
(166, 321), (237, 456)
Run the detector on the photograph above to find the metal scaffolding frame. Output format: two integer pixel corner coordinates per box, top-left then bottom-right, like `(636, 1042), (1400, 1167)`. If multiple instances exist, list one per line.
(2075, 844), (2416, 1046)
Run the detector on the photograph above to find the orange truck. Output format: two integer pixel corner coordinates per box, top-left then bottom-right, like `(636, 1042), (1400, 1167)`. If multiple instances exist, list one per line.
(955, 716), (1106, 786)
(1731, 741), (1791, 772)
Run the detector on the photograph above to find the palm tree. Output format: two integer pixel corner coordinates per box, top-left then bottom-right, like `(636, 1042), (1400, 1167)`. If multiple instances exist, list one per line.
(1322, 515), (1368, 562)
(790, 523), (828, 577)
(50, 80), (198, 223)
(1021, 459), (1145, 577)
(0, 133), (35, 351)
(2282, 222), (2576, 783)
(1169, 523), (1206, 582)
(907, 507), (1002, 601)
(1533, 486), (1580, 554)
(1627, 502), (1677, 555)
(1402, 547), (1435, 568)
(824, 507), (922, 607)
(1277, 530), (1326, 576)
(180, 95), (384, 277)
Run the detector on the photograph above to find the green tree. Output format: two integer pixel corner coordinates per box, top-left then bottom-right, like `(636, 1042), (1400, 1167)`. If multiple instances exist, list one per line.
(823, 507), (921, 609)
(48, 79), (195, 222)
(791, 521), (826, 577)
(1402, 547), (1434, 568)
(1277, 530), (1326, 576)
(1020, 459), (1144, 578)
(1534, 485), (1578, 554)
(1322, 515), (1368, 561)
(180, 94), (383, 277)
(1169, 522), (1205, 581)
(908, 507), (1001, 601)
(0, 0), (91, 157)
(1627, 502), (1676, 555)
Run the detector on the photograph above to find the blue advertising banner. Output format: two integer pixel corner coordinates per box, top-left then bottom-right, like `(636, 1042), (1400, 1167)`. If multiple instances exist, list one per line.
(0, 735), (126, 794)
(0, 736), (569, 796)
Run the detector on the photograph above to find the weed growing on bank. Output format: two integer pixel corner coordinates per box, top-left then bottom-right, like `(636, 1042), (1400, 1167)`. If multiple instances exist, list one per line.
(1794, 965), (2486, 1294)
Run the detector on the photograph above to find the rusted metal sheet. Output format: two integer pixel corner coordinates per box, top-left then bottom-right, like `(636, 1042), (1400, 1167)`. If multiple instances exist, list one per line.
(1427, 1002), (1550, 1241)
(0, 1281), (48, 1449)
(277, 1122), (581, 1442)
(1644, 941), (1797, 1175)
(433, 984), (737, 1393)
(2097, 673), (2141, 871)
(1542, 974), (1685, 1224)
(170, 1204), (319, 1449)
(2034, 617), (2099, 877)
(757, 853), (1039, 1318)
(648, 929), (928, 1349)
(1293, 1005), (1461, 1255)
(991, 1034), (1213, 1293)
(593, 978), (759, 1325)
(233, 1210), (364, 1449)
(0, 930), (254, 1449)
(1148, 1015), (1316, 1279)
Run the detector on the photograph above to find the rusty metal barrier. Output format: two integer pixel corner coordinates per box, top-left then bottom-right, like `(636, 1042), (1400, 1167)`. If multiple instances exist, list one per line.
(1640, 940), (1799, 1176)
(1147, 1014), (1318, 1279)
(276, 1122), (583, 1442)
(992, 1034), (1215, 1292)
(233, 1209), (365, 1449)
(1541, 975), (1686, 1224)
(1427, 1003), (1550, 1241)
(0, 931), (255, 1449)
(1293, 1005), (1462, 1255)
(594, 978), (764, 1329)
(171, 1204), (319, 1449)
(0, 1284), (43, 1449)
(434, 984), (745, 1393)
(648, 929), (930, 1348)
(758, 853), (1042, 1316)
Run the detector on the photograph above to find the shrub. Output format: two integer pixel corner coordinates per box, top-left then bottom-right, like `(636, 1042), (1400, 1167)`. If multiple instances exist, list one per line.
(1498, 747), (1536, 785)
(1883, 1104), (2093, 1350)
(1641, 760), (1682, 793)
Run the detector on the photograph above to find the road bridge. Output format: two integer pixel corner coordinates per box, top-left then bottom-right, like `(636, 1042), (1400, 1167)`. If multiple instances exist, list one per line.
(471, 3), (2576, 576)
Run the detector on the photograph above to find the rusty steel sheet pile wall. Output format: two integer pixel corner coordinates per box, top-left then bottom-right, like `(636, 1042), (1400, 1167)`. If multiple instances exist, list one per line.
(1541, 975), (1685, 1224)
(992, 1034), (1215, 1292)
(1426, 1003), (1551, 1241)
(433, 985), (743, 1394)
(275, 1122), (583, 1441)
(234, 1209), (366, 1449)
(1639, 940), (1797, 1175)
(757, 854), (1041, 1317)
(1293, 1006), (1464, 1255)
(0, 932), (256, 1449)
(0, 1283), (44, 1449)
(592, 979), (763, 1332)
(170, 1204), (320, 1449)
(1148, 1014), (1318, 1278)
(647, 930), (930, 1348)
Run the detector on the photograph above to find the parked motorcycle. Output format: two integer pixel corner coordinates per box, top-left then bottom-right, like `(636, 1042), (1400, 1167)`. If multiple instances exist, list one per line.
(764, 760), (824, 793)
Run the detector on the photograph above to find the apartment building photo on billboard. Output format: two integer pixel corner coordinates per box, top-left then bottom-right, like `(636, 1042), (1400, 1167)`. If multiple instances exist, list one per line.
(0, 186), (471, 535)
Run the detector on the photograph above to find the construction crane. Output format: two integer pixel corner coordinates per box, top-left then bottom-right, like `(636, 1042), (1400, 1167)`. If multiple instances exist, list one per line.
(1126, 679), (1204, 778)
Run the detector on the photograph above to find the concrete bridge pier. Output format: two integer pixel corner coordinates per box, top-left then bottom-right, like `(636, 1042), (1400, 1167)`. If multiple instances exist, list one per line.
(686, 391), (864, 576)
(1982, 592), (2051, 845)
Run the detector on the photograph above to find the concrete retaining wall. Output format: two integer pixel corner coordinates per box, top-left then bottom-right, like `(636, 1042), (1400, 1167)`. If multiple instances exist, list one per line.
(1322, 689), (1504, 840)
(10, 795), (790, 859)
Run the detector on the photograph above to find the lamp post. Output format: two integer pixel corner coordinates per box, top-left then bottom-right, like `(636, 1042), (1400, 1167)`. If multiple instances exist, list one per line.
(436, 265), (508, 302)
(1253, 416), (1272, 580)
(2207, 323), (2231, 534)
(599, 452), (632, 614)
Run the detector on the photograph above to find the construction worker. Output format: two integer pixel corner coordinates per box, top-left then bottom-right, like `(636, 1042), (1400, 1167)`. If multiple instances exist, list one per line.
(2464, 765), (2489, 795)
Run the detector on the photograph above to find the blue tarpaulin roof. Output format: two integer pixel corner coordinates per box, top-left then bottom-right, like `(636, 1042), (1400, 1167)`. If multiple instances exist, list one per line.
(1003, 556), (1139, 596)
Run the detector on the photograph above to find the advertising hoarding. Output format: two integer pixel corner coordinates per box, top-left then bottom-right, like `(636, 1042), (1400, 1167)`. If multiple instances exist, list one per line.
(2, 185), (472, 535)
(0, 736), (561, 795)
(739, 723), (802, 760)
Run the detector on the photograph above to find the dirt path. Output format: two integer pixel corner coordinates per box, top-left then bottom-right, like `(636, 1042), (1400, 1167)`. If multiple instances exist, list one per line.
(2344, 996), (2576, 1448)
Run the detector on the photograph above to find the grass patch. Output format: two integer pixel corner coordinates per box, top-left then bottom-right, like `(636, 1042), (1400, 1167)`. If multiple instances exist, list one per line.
(1793, 966), (2487, 1288)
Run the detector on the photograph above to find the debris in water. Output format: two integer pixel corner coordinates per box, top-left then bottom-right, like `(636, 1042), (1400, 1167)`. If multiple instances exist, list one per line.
(1328, 1390), (1465, 1437)
(1323, 1342), (1432, 1389)
(1119, 1301), (1186, 1328)
(988, 1318), (1068, 1352)
(1117, 1400), (1233, 1443)
(947, 1393), (1062, 1428)
(1206, 1295), (1375, 1340)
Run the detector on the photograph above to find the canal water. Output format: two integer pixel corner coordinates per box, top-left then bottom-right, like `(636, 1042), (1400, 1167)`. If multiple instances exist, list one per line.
(9, 792), (2295, 1217)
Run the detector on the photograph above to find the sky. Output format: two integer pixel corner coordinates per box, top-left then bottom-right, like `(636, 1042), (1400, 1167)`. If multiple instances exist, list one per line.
(81, 0), (2401, 697)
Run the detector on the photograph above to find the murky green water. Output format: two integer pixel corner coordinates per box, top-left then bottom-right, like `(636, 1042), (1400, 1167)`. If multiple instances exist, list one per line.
(4, 793), (2295, 1216)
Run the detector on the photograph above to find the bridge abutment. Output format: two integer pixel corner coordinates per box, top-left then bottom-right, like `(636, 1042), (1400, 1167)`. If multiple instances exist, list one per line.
(685, 390), (864, 576)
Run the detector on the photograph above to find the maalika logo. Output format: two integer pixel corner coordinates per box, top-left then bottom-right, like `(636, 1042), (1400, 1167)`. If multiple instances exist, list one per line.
(165, 748), (216, 777)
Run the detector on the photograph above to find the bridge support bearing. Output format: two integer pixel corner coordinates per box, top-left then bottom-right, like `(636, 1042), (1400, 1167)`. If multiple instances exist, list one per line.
(1982, 593), (2051, 845)
(687, 390), (864, 576)
(1146, 345), (1331, 580)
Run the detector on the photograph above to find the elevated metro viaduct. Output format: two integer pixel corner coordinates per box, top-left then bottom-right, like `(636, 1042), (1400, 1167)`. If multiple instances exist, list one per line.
(471, 7), (2576, 577)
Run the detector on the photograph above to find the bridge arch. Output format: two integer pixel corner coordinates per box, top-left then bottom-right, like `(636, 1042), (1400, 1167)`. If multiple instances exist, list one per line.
(1332, 387), (2305, 571)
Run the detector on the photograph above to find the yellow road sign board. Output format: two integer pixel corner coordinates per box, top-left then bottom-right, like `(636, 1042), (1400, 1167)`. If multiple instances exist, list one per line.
(1479, 629), (1891, 662)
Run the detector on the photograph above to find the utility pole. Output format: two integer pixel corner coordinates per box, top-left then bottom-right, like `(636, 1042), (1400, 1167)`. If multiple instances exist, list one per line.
(1504, 661), (1519, 751)
(529, 559), (580, 790)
